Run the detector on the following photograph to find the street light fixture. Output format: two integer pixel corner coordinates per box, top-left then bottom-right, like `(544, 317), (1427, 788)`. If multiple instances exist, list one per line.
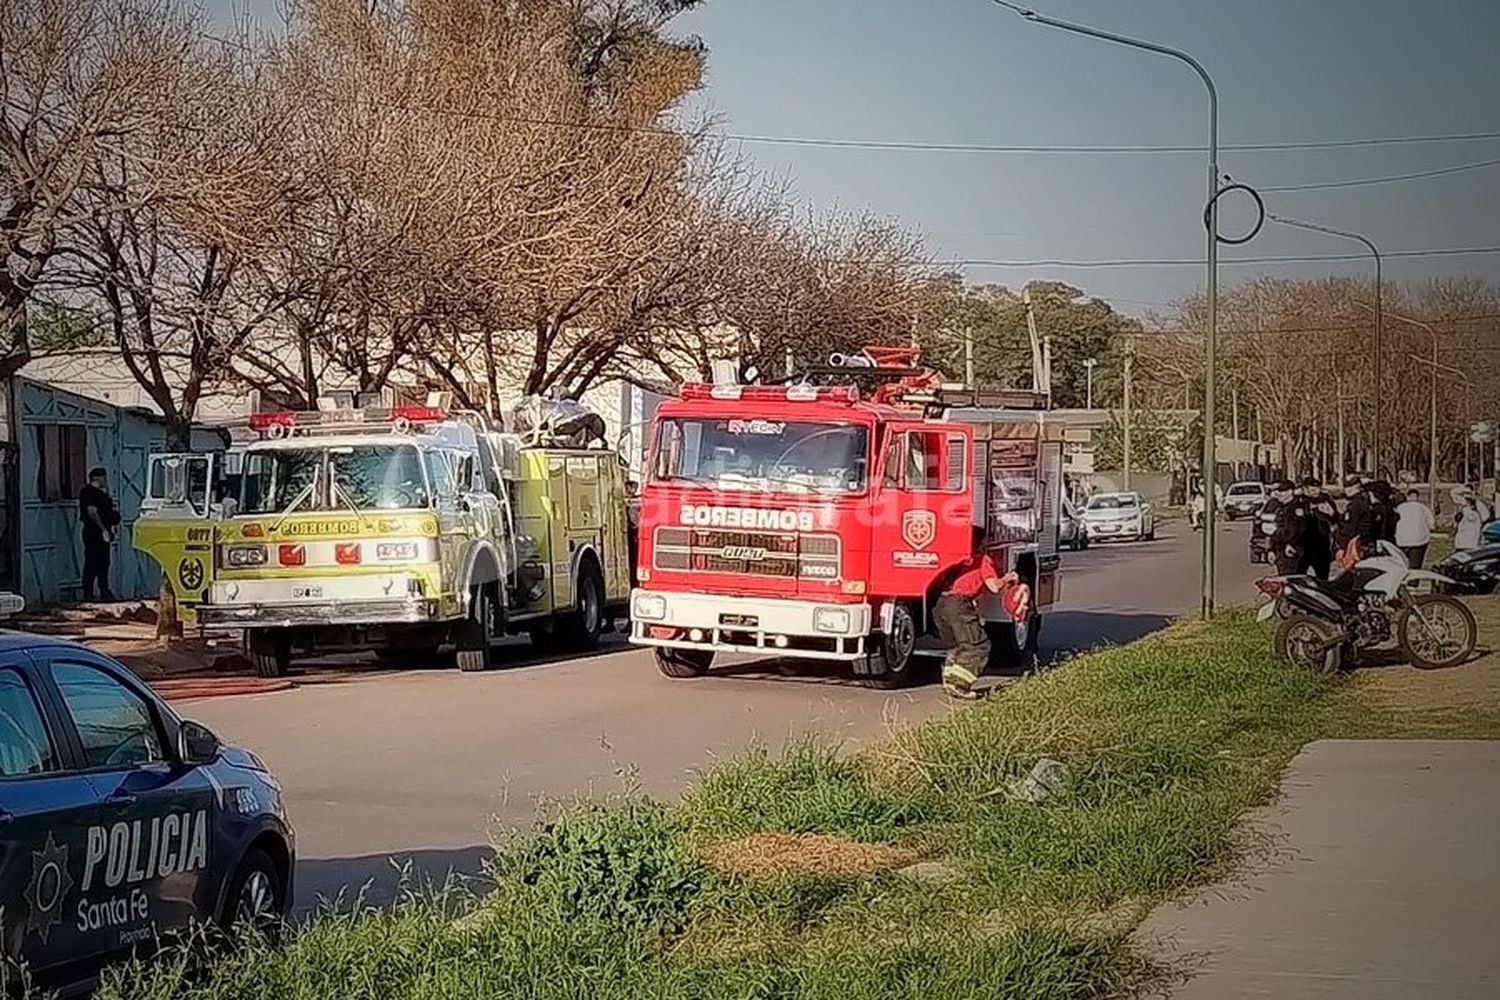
(1268, 214), (1384, 476)
(988, 1), (1228, 617)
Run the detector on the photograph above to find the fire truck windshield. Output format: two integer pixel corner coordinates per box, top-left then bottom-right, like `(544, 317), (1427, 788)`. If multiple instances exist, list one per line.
(653, 418), (869, 495)
(240, 444), (431, 514)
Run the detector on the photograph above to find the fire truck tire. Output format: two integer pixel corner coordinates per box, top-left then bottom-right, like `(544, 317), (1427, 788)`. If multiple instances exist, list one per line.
(563, 564), (605, 652)
(455, 586), (496, 672)
(987, 614), (1041, 673)
(656, 647), (713, 678)
(863, 603), (918, 689)
(247, 630), (291, 678)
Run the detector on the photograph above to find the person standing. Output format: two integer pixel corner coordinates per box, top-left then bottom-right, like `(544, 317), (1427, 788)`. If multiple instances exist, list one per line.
(934, 528), (1027, 700)
(1299, 477), (1336, 579)
(1188, 486), (1205, 531)
(78, 466), (119, 602)
(1267, 480), (1309, 575)
(1453, 485), (1489, 552)
(1394, 489), (1436, 568)
(1335, 474), (1378, 568)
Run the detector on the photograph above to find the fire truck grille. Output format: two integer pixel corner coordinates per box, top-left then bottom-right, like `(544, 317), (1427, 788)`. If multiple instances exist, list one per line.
(652, 527), (841, 580)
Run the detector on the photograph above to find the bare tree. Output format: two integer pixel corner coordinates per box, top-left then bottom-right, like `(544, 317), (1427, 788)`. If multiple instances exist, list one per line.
(0, 0), (195, 374)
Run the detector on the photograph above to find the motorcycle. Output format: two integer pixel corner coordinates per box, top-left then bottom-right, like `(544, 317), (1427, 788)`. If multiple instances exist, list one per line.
(1255, 541), (1477, 672)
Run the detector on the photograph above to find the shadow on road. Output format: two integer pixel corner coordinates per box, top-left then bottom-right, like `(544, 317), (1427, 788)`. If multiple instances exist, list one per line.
(295, 846), (494, 917)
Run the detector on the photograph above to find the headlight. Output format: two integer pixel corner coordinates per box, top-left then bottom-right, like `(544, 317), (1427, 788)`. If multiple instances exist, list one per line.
(225, 545), (267, 567)
(632, 593), (667, 621)
(813, 607), (852, 634)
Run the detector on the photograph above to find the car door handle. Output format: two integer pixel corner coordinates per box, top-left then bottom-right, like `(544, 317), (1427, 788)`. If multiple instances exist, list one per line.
(0, 809), (14, 826)
(103, 792), (138, 807)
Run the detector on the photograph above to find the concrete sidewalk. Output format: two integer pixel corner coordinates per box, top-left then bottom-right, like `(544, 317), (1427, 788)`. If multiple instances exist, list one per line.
(1139, 740), (1500, 1000)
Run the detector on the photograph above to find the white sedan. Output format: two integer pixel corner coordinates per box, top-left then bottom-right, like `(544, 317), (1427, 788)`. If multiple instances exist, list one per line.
(1080, 491), (1156, 542)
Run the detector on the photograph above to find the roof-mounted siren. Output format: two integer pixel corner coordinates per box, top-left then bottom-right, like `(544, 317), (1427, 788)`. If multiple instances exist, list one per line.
(317, 391), (355, 412)
(710, 359), (739, 387)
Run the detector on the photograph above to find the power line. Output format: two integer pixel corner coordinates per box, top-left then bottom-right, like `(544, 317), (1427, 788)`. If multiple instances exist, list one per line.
(942, 246), (1500, 269)
(1259, 156), (1500, 192)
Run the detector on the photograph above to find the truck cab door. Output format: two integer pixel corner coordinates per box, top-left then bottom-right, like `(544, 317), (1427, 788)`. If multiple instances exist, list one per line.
(875, 423), (974, 594)
(132, 454), (218, 626)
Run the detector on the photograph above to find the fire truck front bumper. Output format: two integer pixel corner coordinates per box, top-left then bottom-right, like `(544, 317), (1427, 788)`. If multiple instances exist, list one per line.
(198, 574), (440, 628)
(628, 589), (872, 661)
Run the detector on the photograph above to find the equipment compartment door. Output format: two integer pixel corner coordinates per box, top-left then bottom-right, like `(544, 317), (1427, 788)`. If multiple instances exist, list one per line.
(874, 423), (973, 593)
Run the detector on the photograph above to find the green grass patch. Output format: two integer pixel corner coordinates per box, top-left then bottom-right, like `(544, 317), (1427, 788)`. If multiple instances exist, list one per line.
(95, 612), (1344, 1000)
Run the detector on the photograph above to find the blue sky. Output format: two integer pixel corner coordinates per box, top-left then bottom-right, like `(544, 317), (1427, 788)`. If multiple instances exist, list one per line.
(214, 0), (1500, 318)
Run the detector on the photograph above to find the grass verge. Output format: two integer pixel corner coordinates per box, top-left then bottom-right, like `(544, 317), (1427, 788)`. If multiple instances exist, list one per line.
(96, 612), (1345, 1000)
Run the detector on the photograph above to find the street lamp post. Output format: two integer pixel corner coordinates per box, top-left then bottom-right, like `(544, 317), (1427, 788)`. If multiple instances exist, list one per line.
(989, 1), (1222, 617)
(1268, 214), (1384, 475)
(1083, 357), (1097, 409)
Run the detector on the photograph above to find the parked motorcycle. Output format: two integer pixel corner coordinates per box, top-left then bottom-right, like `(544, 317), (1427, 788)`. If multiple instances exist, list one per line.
(1255, 541), (1477, 672)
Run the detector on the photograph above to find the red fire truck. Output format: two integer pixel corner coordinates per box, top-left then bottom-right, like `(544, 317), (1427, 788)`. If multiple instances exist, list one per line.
(629, 348), (1065, 686)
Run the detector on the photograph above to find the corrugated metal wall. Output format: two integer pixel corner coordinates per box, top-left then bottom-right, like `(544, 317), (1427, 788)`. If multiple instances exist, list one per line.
(16, 379), (221, 607)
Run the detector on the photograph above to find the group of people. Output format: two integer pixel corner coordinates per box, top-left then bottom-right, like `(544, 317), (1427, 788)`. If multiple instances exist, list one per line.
(1265, 474), (1494, 577)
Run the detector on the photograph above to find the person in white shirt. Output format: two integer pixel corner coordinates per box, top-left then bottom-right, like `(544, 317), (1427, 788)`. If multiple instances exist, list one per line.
(1393, 489), (1435, 568)
(1453, 485), (1490, 552)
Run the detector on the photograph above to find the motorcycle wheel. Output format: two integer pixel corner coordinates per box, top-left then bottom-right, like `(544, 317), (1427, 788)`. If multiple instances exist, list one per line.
(1398, 595), (1477, 670)
(1274, 615), (1343, 674)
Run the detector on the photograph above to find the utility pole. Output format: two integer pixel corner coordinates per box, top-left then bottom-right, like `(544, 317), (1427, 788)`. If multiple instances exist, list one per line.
(1042, 336), (1054, 408)
(964, 326), (975, 387)
(1122, 345), (1134, 490)
(1231, 383), (1240, 478)
(1335, 371), (1346, 476)
(1022, 286), (1044, 391)
(1083, 357), (1097, 409)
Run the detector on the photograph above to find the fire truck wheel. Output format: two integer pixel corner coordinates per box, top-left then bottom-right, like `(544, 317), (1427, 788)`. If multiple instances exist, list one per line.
(987, 615), (1041, 674)
(563, 564), (605, 651)
(655, 647), (713, 678)
(247, 630), (291, 678)
(456, 586), (496, 672)
(863, 603), (918, 689)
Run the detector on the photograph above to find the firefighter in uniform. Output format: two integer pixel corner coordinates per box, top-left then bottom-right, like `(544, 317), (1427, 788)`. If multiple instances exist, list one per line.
(1267, 479), (1309, 576)
(935, 528), (1028, 700)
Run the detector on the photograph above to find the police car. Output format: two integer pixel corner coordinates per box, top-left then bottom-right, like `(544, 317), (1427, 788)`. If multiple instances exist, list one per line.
(0, 621), (293, 994)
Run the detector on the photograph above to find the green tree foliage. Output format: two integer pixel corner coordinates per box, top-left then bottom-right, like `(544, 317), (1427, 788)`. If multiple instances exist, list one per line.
(921, 280), (1142, 407)
(1093, 409), (1187, 472)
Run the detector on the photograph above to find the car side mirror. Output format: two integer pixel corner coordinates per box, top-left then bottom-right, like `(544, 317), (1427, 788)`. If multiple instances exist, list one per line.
(178, 720), (222, 765)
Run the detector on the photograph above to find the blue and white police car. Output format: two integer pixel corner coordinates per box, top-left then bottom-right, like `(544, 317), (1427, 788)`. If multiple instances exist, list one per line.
(0, 611), (293, 994)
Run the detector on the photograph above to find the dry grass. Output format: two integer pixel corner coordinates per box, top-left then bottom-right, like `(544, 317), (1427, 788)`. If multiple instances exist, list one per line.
(1330, 595), (1500, 738)
(699, 833), (919, 880)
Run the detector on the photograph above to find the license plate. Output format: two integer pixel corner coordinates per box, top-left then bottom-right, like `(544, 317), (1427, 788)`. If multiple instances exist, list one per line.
(293, 585), (323, 599)
(720, 613), (759, 628)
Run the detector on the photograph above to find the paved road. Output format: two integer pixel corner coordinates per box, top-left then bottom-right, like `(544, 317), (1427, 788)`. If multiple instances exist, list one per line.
(186, 523), (1265, 911)
(1140, 740), (1500, 999)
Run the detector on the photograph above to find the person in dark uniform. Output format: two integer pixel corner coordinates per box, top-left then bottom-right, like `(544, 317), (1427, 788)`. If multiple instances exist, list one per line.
(1299, 476), (1336, 579)
(934, 527), (1026, 700)
(1267, 479), (1308, 575)
(78, 466), (119, 602)
(1334, 474), (1379, 569)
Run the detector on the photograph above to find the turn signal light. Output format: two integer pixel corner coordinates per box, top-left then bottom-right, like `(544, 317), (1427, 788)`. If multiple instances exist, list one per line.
(841, 580), (867, 595)
(335, 542), (362, 565)
(278, 544), (306, 566)
(241, 523), (265, 538)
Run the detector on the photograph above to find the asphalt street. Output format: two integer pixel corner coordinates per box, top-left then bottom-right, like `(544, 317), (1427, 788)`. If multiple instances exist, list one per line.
(187, 521), (1266, 912)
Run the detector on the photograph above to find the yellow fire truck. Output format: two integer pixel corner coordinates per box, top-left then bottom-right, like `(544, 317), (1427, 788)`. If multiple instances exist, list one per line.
(133, 399), (630, 676)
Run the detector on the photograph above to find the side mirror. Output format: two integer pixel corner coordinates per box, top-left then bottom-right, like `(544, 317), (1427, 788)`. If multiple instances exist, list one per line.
(178, 720), (222, 765)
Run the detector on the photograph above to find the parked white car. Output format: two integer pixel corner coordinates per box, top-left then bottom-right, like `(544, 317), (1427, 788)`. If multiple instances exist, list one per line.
(1222, 480), (1269, 520)
(1081, 491), (1155, 542)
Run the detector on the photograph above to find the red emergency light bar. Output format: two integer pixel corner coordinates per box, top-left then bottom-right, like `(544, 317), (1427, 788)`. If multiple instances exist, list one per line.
(247, 404), (448, 432)
(677, 384), (860, 404)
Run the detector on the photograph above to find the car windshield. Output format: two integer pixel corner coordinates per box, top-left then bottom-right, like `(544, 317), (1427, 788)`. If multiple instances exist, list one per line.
(653, 418), (869, 495)
(1087, 494), (1137, 510)
(1228, 484), (1263, 496)
(239, 445), (430, 514)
